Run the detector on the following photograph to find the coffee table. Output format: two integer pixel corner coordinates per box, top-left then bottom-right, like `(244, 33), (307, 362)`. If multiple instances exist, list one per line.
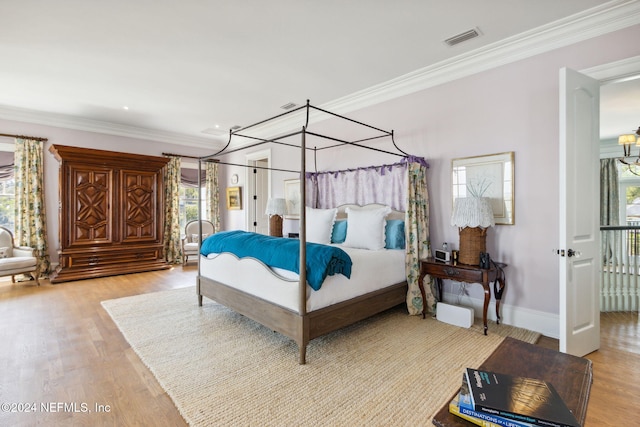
(432, 337), (593, 426)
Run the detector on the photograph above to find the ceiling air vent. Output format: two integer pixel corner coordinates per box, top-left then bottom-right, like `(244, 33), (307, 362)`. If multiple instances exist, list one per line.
(444, 28), (481, 46)
(280, 102), (298, 110)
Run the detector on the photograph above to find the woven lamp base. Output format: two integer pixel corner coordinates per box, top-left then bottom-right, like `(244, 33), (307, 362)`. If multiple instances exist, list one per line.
(458, 227), (487, 265)
(269, 215), (283, 237)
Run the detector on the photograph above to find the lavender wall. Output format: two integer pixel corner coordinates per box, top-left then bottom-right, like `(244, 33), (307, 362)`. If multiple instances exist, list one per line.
(223, 24), (640, 331)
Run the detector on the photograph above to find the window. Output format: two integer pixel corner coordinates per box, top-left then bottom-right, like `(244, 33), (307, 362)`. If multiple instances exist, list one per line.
(0, 177), (14, 232)
(617, 163), (640, 257)
(618, 162), (640, 225)
(178, 165), (208, 231)
(179, 185), (205, 230)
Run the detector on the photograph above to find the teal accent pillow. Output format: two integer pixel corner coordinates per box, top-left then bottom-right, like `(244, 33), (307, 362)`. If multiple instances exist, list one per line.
(385, 220), (405, 249)
(331, 220), (347, 243)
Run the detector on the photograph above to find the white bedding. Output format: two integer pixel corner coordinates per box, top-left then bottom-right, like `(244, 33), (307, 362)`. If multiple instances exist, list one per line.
(200, 244), (406, 313)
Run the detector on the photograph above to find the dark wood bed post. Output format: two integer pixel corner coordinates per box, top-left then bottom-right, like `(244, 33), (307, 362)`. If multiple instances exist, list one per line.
(298, 126), (308, 364)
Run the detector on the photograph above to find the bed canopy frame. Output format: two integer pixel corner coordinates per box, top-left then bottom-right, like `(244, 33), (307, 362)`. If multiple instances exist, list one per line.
(195, 100), (428, 363)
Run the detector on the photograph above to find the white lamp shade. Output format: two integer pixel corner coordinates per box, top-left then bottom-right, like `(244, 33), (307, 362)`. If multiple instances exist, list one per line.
(265, 198), (287, 216)
(618, 134), (638, 145)
(451, 197), (495, 228)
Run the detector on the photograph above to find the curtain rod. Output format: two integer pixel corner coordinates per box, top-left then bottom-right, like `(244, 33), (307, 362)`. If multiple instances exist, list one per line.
(162, 152), (219, 162)
(0, 132), (48, 142)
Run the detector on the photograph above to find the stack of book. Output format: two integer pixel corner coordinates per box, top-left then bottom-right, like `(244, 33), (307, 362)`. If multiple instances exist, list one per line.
(448, 367), (581, 427)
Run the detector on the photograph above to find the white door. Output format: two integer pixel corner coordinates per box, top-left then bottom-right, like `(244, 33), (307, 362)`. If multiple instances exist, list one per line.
(558, 67), (600, 356)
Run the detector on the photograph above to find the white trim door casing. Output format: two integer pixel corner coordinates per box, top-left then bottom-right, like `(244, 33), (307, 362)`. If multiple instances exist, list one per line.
(559, 67), (600, 356)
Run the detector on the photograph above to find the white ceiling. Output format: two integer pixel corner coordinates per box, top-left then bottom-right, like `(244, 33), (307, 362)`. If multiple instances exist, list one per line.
(0, 0), (638, 148)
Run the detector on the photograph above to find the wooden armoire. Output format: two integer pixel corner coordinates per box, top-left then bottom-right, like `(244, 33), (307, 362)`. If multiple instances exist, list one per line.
(49, 145), (171, 283)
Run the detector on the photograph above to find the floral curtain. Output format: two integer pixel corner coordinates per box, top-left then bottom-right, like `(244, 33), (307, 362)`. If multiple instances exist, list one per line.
(163, 156), (182, 264)
(405, 158), (434, 315)
(14, 138), (50, 275)
(205, 161), (220, 232)
(600, 158), (619, 226)
(600, 158), (619, 268)
(305, 156), (433, 315)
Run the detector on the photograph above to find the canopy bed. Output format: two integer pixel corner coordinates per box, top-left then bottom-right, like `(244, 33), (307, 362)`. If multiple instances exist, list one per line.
(195, 101), (432, 363)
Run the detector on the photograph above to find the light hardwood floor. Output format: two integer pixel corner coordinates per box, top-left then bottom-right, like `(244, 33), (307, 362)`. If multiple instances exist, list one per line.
(0, 268), (638, 426)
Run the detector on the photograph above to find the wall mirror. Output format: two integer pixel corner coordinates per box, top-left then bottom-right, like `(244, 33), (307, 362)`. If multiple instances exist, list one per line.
(284, 179), (301, 219)
(452, 151), (514, 225)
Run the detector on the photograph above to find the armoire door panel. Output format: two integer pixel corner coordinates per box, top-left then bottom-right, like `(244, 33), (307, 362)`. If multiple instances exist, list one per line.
(121, 170), (159, 242)
(70, 167), (113, 245)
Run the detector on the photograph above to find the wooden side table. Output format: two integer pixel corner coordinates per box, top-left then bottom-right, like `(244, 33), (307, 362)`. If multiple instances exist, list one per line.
(419, 258), (506, 335)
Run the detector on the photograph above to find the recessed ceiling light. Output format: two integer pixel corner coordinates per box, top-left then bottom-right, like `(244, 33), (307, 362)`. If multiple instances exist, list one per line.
(202, 127), (226, 136)
(202, 125), (243, 136)
(123, 106), (129, 110)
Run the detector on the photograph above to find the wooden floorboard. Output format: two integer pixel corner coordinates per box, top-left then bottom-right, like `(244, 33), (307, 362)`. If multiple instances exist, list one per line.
(0, 267), (195, 427)
(536, 312), (640, 427)
(0, 268), (637, 426)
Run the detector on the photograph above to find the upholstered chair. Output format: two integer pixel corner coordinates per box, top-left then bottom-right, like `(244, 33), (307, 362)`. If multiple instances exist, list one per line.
(0, 226), (40, 285)
(182, 220), (215, 266)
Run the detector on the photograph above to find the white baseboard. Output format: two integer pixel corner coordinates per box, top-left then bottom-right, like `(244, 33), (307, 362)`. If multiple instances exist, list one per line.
(441, 292), (559, 339)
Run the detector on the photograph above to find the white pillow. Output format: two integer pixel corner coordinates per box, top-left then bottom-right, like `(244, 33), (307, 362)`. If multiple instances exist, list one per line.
(343, 205), (392, 250)
(305, 207), (337, 244)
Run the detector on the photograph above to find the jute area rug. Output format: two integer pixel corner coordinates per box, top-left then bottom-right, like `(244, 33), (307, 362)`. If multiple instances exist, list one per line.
(101, 286), (540, 426)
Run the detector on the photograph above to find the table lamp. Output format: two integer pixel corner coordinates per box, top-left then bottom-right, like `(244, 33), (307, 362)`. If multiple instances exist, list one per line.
(451, 197), (495, 265)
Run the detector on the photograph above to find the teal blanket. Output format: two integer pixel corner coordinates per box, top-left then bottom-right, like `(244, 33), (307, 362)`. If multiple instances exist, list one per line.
(200, 230), (352, 290)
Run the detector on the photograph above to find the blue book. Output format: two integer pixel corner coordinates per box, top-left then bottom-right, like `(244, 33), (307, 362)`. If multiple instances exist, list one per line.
(462, 368), (580, 427)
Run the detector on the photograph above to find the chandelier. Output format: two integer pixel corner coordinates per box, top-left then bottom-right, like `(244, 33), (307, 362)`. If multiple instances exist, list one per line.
(619, 126), (640, 173)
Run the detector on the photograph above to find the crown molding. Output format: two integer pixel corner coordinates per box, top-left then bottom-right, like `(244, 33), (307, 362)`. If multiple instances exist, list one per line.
(332, 0), (640, 108)
(243, 0), (640, 144)
(582, 54), (640, 82)
(1, 1), (639, 148)
(0, 105), (224, 149)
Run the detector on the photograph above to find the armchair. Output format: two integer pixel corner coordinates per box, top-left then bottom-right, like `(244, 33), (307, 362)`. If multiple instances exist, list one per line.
(182, 220), (214, 266)
(0, 226), (41, 285)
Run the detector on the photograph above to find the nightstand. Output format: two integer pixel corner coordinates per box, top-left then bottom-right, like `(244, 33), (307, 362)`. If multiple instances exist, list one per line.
(419, 258), (506, 335)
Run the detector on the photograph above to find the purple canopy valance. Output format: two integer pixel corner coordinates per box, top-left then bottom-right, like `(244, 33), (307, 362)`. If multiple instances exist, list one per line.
(305, 156), (428, 212)
(305, 156), (428, 180)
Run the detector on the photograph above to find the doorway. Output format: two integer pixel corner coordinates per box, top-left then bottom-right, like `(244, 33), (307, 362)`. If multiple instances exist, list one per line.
(245, 150), (271, 235)
(600, 75), (640, 353)
(583, 56), (640, 353)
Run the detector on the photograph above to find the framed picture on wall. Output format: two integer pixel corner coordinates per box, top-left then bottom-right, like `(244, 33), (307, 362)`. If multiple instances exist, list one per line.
(226, 186), (242, 210)
(284, 179), (300, 219)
